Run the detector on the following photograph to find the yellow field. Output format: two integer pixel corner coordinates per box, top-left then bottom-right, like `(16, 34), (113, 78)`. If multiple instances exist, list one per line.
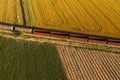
(28, 0), (120, 38)
(0, 0), (120, 38)
(0, 0), (23, 25)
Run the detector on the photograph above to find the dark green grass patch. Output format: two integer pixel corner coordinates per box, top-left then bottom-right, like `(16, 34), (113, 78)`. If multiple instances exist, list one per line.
(0, 37), (68, 80)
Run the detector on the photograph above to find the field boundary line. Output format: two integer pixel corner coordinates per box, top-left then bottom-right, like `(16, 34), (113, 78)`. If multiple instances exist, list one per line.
(0, 30), (120, 54)
(20, 0), (26, 25)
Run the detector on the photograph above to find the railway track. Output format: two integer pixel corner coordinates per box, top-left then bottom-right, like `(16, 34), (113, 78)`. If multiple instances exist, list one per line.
(0, 22), (120, 47)
(0, 0), (120, 47)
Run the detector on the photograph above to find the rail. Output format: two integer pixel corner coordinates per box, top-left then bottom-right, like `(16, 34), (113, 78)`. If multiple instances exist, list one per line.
(0, 22), (120, 46)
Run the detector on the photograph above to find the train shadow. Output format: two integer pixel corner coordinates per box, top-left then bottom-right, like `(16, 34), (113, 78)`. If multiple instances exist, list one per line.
(0, 37), (68, 80)
(12, 31), (20, 35)
(36, 43), (68, 80)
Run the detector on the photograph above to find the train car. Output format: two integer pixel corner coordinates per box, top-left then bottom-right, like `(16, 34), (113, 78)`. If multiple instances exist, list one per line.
(51, 32), (69, 39)
(88, 36), (107, 44)
(70, 34), (88, 41)
(21, 27), (32, 33)
(15, 27), (32, 33)
(1, 25), (13, 31)
(0, 25), (12, 31)
(33, 30), (50, 36)
(107, 39), (120, 46)
(0, 25), (4, 30)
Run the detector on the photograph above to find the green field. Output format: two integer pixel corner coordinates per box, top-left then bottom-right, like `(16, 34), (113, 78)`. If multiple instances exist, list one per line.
(0, 36), (68, 80)
(0, 31), (120, 80)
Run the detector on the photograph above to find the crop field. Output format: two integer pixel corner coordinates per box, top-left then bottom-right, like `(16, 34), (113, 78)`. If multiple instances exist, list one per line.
(0, 0), (23, 25)
(56, 45), (120, 80)
(26, 0), (120, 38)
(0, 37), (68, 80)
(0, 0), (120, 38)
(0, 34), (120, 80)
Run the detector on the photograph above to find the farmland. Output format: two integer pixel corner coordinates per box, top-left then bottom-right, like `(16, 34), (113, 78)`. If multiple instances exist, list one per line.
(0, 0), (23, 25)
(25, 0), (120, 38)
(0, 0), (120, 80)
(0, 36), (68, 80)
(0, 0), (120, 38)
(56, 45), (120, 80)
(0, 34), (120, 80)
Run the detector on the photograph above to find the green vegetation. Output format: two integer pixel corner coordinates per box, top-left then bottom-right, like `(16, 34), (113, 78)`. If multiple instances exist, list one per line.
(0, 36), (68, 80)
(20, 32), (25, 36)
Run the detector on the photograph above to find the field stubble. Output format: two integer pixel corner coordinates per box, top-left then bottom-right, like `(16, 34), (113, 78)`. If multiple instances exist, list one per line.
(29, 0), (120, 38)
(56, 45), (120, 80)
(0, 0), (120, 38)
(0, 0), (23, 25)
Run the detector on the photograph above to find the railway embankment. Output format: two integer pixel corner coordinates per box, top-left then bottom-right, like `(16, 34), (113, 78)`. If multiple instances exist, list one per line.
(0, 29), (120, 54)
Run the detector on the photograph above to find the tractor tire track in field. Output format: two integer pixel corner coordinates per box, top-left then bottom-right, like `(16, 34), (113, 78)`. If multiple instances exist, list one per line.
(43, 0), (60, 26)
(103, 0), (120, 17)
(50, 0), (68, 26)
(0, 0), (120, 38)
(2, 0), (8, 21)
(8, 0), (14, 24)
(25, 0), (34, 26)
(35, 0), (63, 27)
(32, 0), (43, 25)
(35, 0), (49, 26)
(77, 0), (103, 32)
(107, 0), (120, 13)
(56, 45), (120, 80)
(89, 0), (120, 33)
(60, 0), (87, 31)
(13, 0), (18, 24)
(20, 0), (26, 25)
(48, 0), (65, 26)
(116, 0), (120, 5)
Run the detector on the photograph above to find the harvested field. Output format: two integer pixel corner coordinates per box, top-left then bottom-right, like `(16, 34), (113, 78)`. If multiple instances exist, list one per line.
(0, 0), (120, 38)
(0, 0), (120, 79)
(27, 0), (120, 38)
(0, 33), (120, 80)
(56, 45), (120, 80)
(0, 0), (23, 25)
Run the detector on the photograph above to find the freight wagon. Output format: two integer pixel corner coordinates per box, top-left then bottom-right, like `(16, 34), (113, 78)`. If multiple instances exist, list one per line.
(0, 23), (120, 46)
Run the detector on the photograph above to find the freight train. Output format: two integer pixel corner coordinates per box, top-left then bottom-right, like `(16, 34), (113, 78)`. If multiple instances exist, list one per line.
(0, 24), (120, 46)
